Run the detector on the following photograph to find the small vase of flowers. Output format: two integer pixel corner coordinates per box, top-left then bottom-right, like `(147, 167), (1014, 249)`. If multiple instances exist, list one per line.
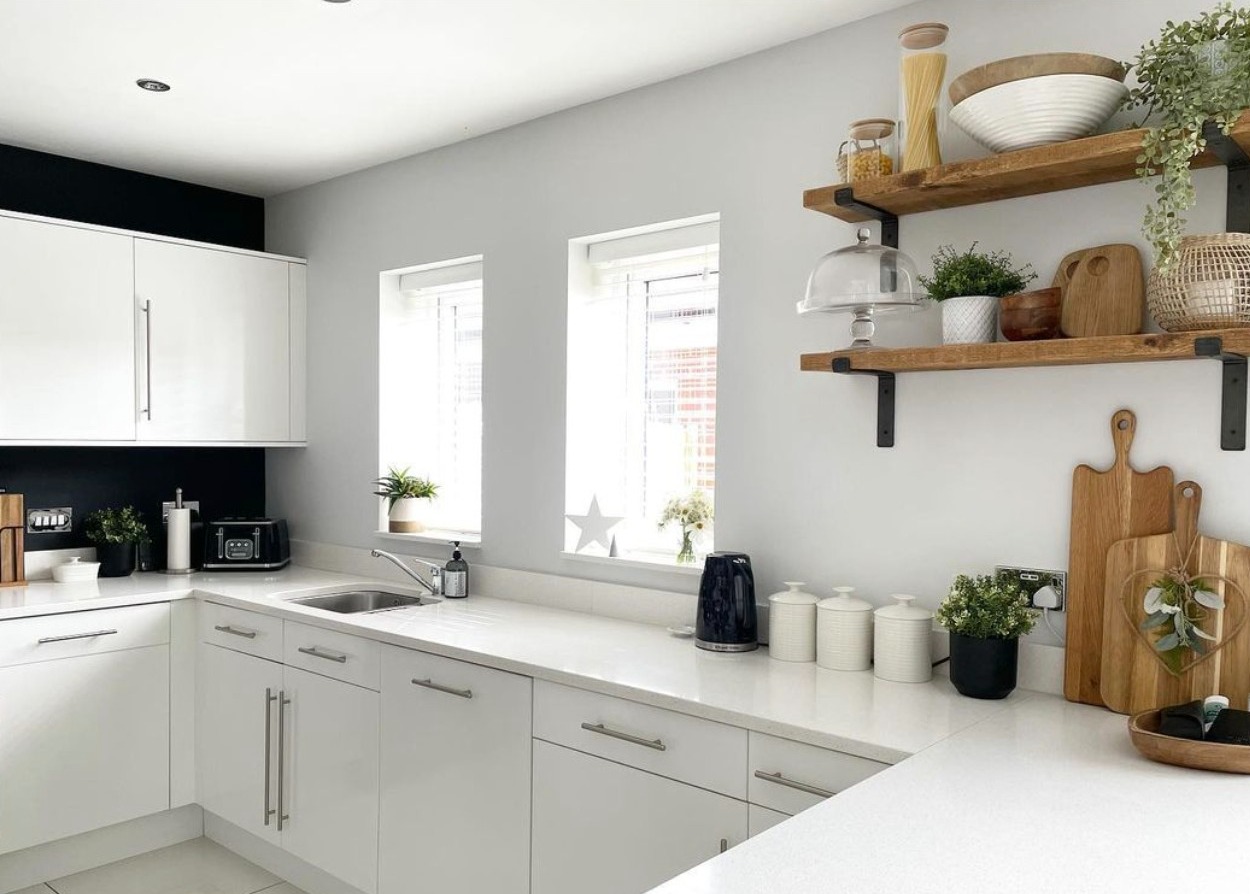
(658, 491), (714, 565)
(937, 573), (1038, 699)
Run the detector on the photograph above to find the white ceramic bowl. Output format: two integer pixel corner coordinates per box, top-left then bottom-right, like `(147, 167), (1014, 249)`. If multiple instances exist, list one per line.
(950, 73), (1128, 154)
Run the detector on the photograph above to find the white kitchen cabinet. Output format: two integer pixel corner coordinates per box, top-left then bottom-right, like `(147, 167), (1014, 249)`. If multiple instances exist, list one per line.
(0, 214), (136, 441)
(531, 739), (747, 894)
(135, 238), (293, 443)
(0, 645), (170, 854)
(379, 646), (532, 894)
(281, 665), (380, 894)
(748, 804), (790, 837)
(197, 642), (284, 846)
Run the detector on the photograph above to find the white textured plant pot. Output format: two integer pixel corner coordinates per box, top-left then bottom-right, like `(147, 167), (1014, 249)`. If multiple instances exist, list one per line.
(388, 497), (426, 533)
(941, 294), (1000, 344)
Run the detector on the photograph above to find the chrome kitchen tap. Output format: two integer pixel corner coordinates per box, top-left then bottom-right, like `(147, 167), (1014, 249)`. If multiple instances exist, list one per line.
(370, 549), (443, 596)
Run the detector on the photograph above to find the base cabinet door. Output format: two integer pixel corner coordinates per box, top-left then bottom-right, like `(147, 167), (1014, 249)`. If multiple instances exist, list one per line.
(748, 804), (791, 837)
(0, 646), (169, 854)
(197, 644), (284, 845)
(281, 666), (380, 894)
(379, 647), (532, 894)
(531, 739), (747, 894)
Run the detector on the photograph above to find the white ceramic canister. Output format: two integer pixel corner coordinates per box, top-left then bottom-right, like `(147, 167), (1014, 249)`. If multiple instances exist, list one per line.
(817, 585), (874, 671)
(768, 582), (819, 662)
(873, 594), (933, 683)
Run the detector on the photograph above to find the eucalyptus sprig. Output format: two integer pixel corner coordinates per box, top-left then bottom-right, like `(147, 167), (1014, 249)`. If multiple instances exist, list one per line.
(1125, 3), (1250, 268)
(1140, 569), (1224, 673)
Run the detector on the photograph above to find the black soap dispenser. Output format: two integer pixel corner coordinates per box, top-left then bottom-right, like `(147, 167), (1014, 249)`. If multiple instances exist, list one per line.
(443, 541), (468, 598)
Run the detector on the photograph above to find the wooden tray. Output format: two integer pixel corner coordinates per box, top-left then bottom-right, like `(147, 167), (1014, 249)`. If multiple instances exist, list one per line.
(1129, 710), (1250, 774)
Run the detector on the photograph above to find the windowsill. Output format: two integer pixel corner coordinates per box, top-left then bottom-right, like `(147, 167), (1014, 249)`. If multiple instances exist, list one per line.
(560, 550), (704, 575)
(375, 529), (482, 549)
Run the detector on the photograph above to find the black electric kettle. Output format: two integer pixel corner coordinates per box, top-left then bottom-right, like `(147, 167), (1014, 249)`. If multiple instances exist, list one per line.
(695, 552), (758, 652)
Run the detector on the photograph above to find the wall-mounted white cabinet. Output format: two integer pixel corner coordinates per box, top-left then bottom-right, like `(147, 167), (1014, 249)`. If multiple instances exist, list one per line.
(0, 211), (306, 446)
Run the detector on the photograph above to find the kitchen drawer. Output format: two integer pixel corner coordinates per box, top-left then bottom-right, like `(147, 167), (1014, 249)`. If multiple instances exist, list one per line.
(0, 603), (169, 667)
(747, 731), (889, 815)
(284, 619), (380, 690)
(533, 679), (746, 799)
(201, 602), (283, 661)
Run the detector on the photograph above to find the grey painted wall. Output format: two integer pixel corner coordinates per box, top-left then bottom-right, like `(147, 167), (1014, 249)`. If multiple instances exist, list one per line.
(265, 0), (1238, 637)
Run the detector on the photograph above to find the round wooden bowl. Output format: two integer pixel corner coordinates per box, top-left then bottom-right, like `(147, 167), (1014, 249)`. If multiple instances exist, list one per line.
(1129, 709), (1250, 774)
(999, 287), (1062, 341)
(949, 53), (1127, 107)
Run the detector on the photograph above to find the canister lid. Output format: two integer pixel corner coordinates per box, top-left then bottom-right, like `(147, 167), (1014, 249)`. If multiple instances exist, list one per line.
(898, 22), (948, 50)
(875, 594), (933, 621)
(818, 585), (872, 612)
(770, 581), (819, 605)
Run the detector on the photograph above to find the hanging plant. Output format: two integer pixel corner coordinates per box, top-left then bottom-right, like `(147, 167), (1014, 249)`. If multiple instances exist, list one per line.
(1126, 3), (1250, 269)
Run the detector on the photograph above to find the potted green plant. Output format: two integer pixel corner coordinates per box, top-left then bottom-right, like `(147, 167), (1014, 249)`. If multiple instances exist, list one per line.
(84, 506), (150, 578)
(658, 491), (714, 564)
(936, 573), (1038, 699)
(1126, 3), (1250, 270)
(374, 466), (438, 533)
(918, 244), (1036, 344)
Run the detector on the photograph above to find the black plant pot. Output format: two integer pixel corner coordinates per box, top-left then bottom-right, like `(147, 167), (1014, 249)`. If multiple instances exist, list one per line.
(96, 542), (137, 578)
(949, 633), (1018, 699)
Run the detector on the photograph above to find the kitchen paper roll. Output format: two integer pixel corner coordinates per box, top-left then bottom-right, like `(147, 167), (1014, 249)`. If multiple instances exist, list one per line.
(167, 507), (191, 573)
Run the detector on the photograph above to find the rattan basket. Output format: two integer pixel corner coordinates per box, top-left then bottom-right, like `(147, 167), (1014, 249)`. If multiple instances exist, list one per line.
(1148, 233), (1250, 331)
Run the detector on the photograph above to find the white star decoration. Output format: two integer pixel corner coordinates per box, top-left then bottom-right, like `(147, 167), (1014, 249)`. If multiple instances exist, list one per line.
(566, 496), (623, 553)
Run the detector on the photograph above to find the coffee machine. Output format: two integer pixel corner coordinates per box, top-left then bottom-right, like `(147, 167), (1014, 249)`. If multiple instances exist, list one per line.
(695, 552), (758, 652)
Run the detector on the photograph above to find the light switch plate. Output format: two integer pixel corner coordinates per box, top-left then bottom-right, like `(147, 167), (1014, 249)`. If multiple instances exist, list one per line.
(161, 500), (201, 523)
(26, 507), (73, 534)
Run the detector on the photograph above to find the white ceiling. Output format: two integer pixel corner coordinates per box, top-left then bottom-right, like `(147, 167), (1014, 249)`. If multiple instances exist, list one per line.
(0, 0), (913, 196)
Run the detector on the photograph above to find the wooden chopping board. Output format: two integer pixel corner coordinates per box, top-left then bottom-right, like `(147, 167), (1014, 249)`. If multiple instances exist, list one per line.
(1064, 410), (1174, 705)
(0, 493), (25, 588)
(1054, 244), (1144, 337)
(1101, 482), (1250, 714)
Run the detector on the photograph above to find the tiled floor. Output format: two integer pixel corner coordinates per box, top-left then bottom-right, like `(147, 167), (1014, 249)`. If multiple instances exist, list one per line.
(16, 838), (305, 894)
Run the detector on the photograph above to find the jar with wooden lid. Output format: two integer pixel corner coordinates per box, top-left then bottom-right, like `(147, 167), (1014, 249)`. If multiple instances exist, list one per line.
(898, 22), (949, 171)
(843, 118), (895, 183)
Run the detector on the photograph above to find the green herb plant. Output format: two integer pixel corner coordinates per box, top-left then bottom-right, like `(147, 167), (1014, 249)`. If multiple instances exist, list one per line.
(373, 466), (438, 510)
(918, 244), (1037, 301)
(937, 574), (1039, 640)
(1140, 570), (1224, 674)
(84, 506), (150, 545)
(1126, 2), (1250, 268)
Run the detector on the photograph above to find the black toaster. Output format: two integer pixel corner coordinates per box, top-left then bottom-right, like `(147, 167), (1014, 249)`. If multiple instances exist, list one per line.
(203, 518), (290, 571)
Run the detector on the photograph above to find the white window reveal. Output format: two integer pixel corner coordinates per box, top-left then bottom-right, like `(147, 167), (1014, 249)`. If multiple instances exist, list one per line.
(379, 256), (483, 537)
(566, 217), (719, 565)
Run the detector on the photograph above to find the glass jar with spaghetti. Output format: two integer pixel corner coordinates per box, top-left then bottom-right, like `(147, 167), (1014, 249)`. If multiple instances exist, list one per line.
(898, 22), (949, 172)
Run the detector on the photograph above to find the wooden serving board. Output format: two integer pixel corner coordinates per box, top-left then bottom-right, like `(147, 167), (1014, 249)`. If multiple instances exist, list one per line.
(1056, 244), (1144, 337)
(1064, 410), (1174, 706)
(1101, 482), (1250, 714)
(0, 493), (26, 588)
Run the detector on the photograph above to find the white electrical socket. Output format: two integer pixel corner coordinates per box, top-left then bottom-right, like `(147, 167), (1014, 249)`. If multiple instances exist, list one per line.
(995, 565), (1067, 612)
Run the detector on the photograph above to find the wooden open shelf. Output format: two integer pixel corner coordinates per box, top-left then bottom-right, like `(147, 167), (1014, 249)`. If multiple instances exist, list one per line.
(803, 112), (1250, 223)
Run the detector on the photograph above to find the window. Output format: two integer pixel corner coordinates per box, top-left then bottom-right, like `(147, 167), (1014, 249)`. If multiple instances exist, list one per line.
(566, 218), (719, 561)
(379, 257), (483, 535)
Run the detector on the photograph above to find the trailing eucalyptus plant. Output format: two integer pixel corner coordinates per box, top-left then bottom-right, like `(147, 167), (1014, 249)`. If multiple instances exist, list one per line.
(1126, 3), (1250, 268)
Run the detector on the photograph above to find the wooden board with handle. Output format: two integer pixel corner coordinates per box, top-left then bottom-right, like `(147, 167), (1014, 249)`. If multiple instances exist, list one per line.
(0, 493), (26, 588)
(1055, 243), (1145, 337)
(1065, 410), (1174, 705)
(1101, 482), (1250, 714)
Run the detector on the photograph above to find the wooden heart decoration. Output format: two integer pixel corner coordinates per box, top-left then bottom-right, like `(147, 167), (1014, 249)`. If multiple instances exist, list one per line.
(1119, 564), (1248, 678)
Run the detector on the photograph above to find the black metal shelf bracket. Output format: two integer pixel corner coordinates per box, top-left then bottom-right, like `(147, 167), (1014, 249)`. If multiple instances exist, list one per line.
(1202, 121), (1250, 234)
(1194, 336), (1248, 451)
(832, 357), (896, 447)
(833, 187), (900, 248)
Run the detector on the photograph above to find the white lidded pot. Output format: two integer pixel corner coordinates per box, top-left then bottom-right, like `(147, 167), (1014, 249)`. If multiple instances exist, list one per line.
(768, 582), (819, 662)
(873, 594), (933, 683)
(51, 556), (101, 583)
(817, 585), (873, 671)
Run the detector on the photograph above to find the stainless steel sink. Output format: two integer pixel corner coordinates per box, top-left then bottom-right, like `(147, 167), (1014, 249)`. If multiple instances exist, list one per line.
(289, 590), (438, 614)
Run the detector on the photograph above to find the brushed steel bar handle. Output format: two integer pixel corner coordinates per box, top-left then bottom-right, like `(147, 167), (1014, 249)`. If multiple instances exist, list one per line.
(38, 629), (118, 644)
(412, 678), (473, 699)
(277, 691), (290, 830)
(141, 299), (153, 420)
(580, 722), (666, 752)
(298, 646), (347, 664)
(720, 838), (728, 854)
(263, 688), (276, 826)
(215, 624), (258, 639)
(753, 769), (836, 800)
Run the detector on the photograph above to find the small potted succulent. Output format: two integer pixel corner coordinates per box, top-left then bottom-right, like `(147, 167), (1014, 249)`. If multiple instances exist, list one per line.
(374, 466), (438, 533)
(658, 490), (714, 564)
(936, 573), (1038, 699)
(84, 506), (150, 578)
(919, 244), (1036, 344)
